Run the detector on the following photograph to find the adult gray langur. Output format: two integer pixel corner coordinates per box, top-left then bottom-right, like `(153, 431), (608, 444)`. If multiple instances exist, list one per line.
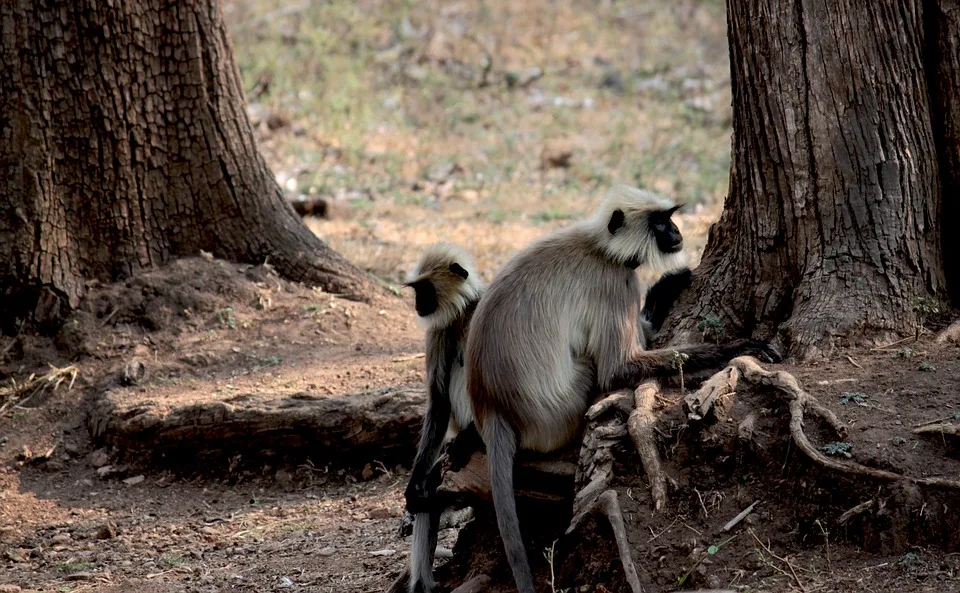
(466, 185), (778, 593)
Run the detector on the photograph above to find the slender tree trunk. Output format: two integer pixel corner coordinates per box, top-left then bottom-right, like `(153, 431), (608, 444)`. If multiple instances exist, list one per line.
(0, 0), (374, 329)
(666, 0), (954, 358)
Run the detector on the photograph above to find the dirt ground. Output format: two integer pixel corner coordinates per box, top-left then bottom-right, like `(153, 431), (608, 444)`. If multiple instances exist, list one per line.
(1, 256), (958, 593)
(2, 1), (959, 590)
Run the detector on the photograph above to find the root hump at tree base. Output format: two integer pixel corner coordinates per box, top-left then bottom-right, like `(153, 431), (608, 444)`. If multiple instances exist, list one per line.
(428, 356), (960, 592)
(685, 356), (960, 490)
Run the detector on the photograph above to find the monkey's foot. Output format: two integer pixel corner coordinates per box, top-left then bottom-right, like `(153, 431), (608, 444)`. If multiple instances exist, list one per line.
(686, 356), (960, 490)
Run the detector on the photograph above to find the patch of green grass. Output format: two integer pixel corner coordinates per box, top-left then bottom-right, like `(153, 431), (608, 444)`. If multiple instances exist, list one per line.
(696, 315), (725, 343)
(891, 436), (907, 446)
(912, 297), (940, 337)
(892, 347), (918, 359)
(897, 550), (921, 566)
(821, 442), (853, 458)
(225, 0), (733, 278)
(216, 307), (236, 330)
(57, 562), (96, 574)
(839, 392), (868, 405)
(161, 554), (187, 568)
(917, 362), (936, 372)
(530, 209), (576, 223)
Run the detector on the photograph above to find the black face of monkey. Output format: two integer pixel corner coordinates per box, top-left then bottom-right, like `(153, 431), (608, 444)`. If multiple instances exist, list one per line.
(408, 279), (439, 317)
(648, 206), (683, 253)
(405, 263), (470, 318)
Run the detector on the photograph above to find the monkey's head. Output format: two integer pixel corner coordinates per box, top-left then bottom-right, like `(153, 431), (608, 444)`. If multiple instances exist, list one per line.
(592, 184), (688, 271)
(405, 243), (484, 329)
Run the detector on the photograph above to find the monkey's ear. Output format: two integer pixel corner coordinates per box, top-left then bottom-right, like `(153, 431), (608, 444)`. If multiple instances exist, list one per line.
(449, 262), (469, 279)
(608, 209), (626, 235)
(666, 204), (682, 216)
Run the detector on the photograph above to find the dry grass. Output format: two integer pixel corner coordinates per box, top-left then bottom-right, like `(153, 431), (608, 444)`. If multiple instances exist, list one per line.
(223, 0), (731, 283)
(0, 364), (78, 413)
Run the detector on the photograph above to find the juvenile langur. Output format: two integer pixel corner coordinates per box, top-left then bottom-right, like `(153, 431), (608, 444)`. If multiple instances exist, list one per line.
(466, 185), (777, 593)
(403, 243), (485, 593)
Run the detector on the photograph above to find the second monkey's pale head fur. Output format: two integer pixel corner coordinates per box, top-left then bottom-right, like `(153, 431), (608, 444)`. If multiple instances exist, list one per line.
(405, 243), (484, 329)
(587, 184), (689, 272)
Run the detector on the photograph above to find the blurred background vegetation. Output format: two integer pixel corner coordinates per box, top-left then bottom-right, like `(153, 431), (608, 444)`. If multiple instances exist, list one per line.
(223, 0), (731, 283)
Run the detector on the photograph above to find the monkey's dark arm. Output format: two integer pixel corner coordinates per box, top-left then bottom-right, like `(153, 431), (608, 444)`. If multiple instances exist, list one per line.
(606, 339), (780, 391)
(640, 268), (692, 333)
(404, 332), (458, 514)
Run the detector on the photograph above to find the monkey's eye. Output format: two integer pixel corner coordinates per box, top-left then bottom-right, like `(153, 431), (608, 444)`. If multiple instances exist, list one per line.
(654, 222), (667, 232)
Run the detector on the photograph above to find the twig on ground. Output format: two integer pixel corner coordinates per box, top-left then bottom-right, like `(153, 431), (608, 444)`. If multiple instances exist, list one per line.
(647, 517), (679, 542)
(694, 488), (709, 519)
(913, 414), (960, 428)
(845, 355), (862, 369)
(838, 500), (875, 524)
(545, 539), (560, 593)
(392, 353), (425, 363)
(870, 336), (912, 351)
(722, 500), (760, 532)
(749, 529), (807, 593)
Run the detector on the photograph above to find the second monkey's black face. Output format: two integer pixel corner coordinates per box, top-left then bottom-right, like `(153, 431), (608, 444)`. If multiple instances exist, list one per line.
(406, 262), (470, 318)
(648, 206), (683, 253)
(409, 279), (439, 317)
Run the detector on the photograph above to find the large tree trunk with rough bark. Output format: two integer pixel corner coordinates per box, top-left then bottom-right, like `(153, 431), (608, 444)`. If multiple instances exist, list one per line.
(666, 0), (959, 358)
(0, 0), (373, 330)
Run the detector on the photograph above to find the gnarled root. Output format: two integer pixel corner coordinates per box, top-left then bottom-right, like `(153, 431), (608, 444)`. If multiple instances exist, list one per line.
(572, 391), (629, 517)
(685, 356), (960, 490)
(627, 382), (669, 512)
(567, 489), (644, 593)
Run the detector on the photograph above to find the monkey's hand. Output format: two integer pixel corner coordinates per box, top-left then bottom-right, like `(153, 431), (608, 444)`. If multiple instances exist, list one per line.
(732, 339), (782, 363)
(404, 459), (444, 514)
(403, 478), (434, 514)
(397, 510), (415, 538)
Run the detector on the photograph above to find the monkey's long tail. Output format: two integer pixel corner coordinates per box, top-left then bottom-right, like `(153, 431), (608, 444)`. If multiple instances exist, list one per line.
(409, 510), (440, 593)
(486, 413), (536, 593)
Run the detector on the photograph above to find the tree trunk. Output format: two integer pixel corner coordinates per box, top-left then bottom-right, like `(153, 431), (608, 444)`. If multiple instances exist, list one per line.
(0, 0), (374, 329)
(927, 0), (960, 303)
(665, 0), (956, 358)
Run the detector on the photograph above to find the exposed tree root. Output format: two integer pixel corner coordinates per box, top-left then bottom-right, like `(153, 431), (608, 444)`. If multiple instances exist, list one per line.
(572, 394), (625, 518)
(567, 385), (674, 593)
(685, 356), (960, 491)
(627, 382), (668, 512)
(567, 490), (644, 593)
(936, 319), (960, 343)
(914, 423), (960, 437)
(449, 574), (491, 593)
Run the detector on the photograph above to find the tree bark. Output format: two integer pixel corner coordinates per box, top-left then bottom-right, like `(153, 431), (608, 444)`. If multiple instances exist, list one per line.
(666, 0), (953, 358)
(926, 0), (960, 303)
(86, 385), (427, 468)
(0, 0), (373, 328)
